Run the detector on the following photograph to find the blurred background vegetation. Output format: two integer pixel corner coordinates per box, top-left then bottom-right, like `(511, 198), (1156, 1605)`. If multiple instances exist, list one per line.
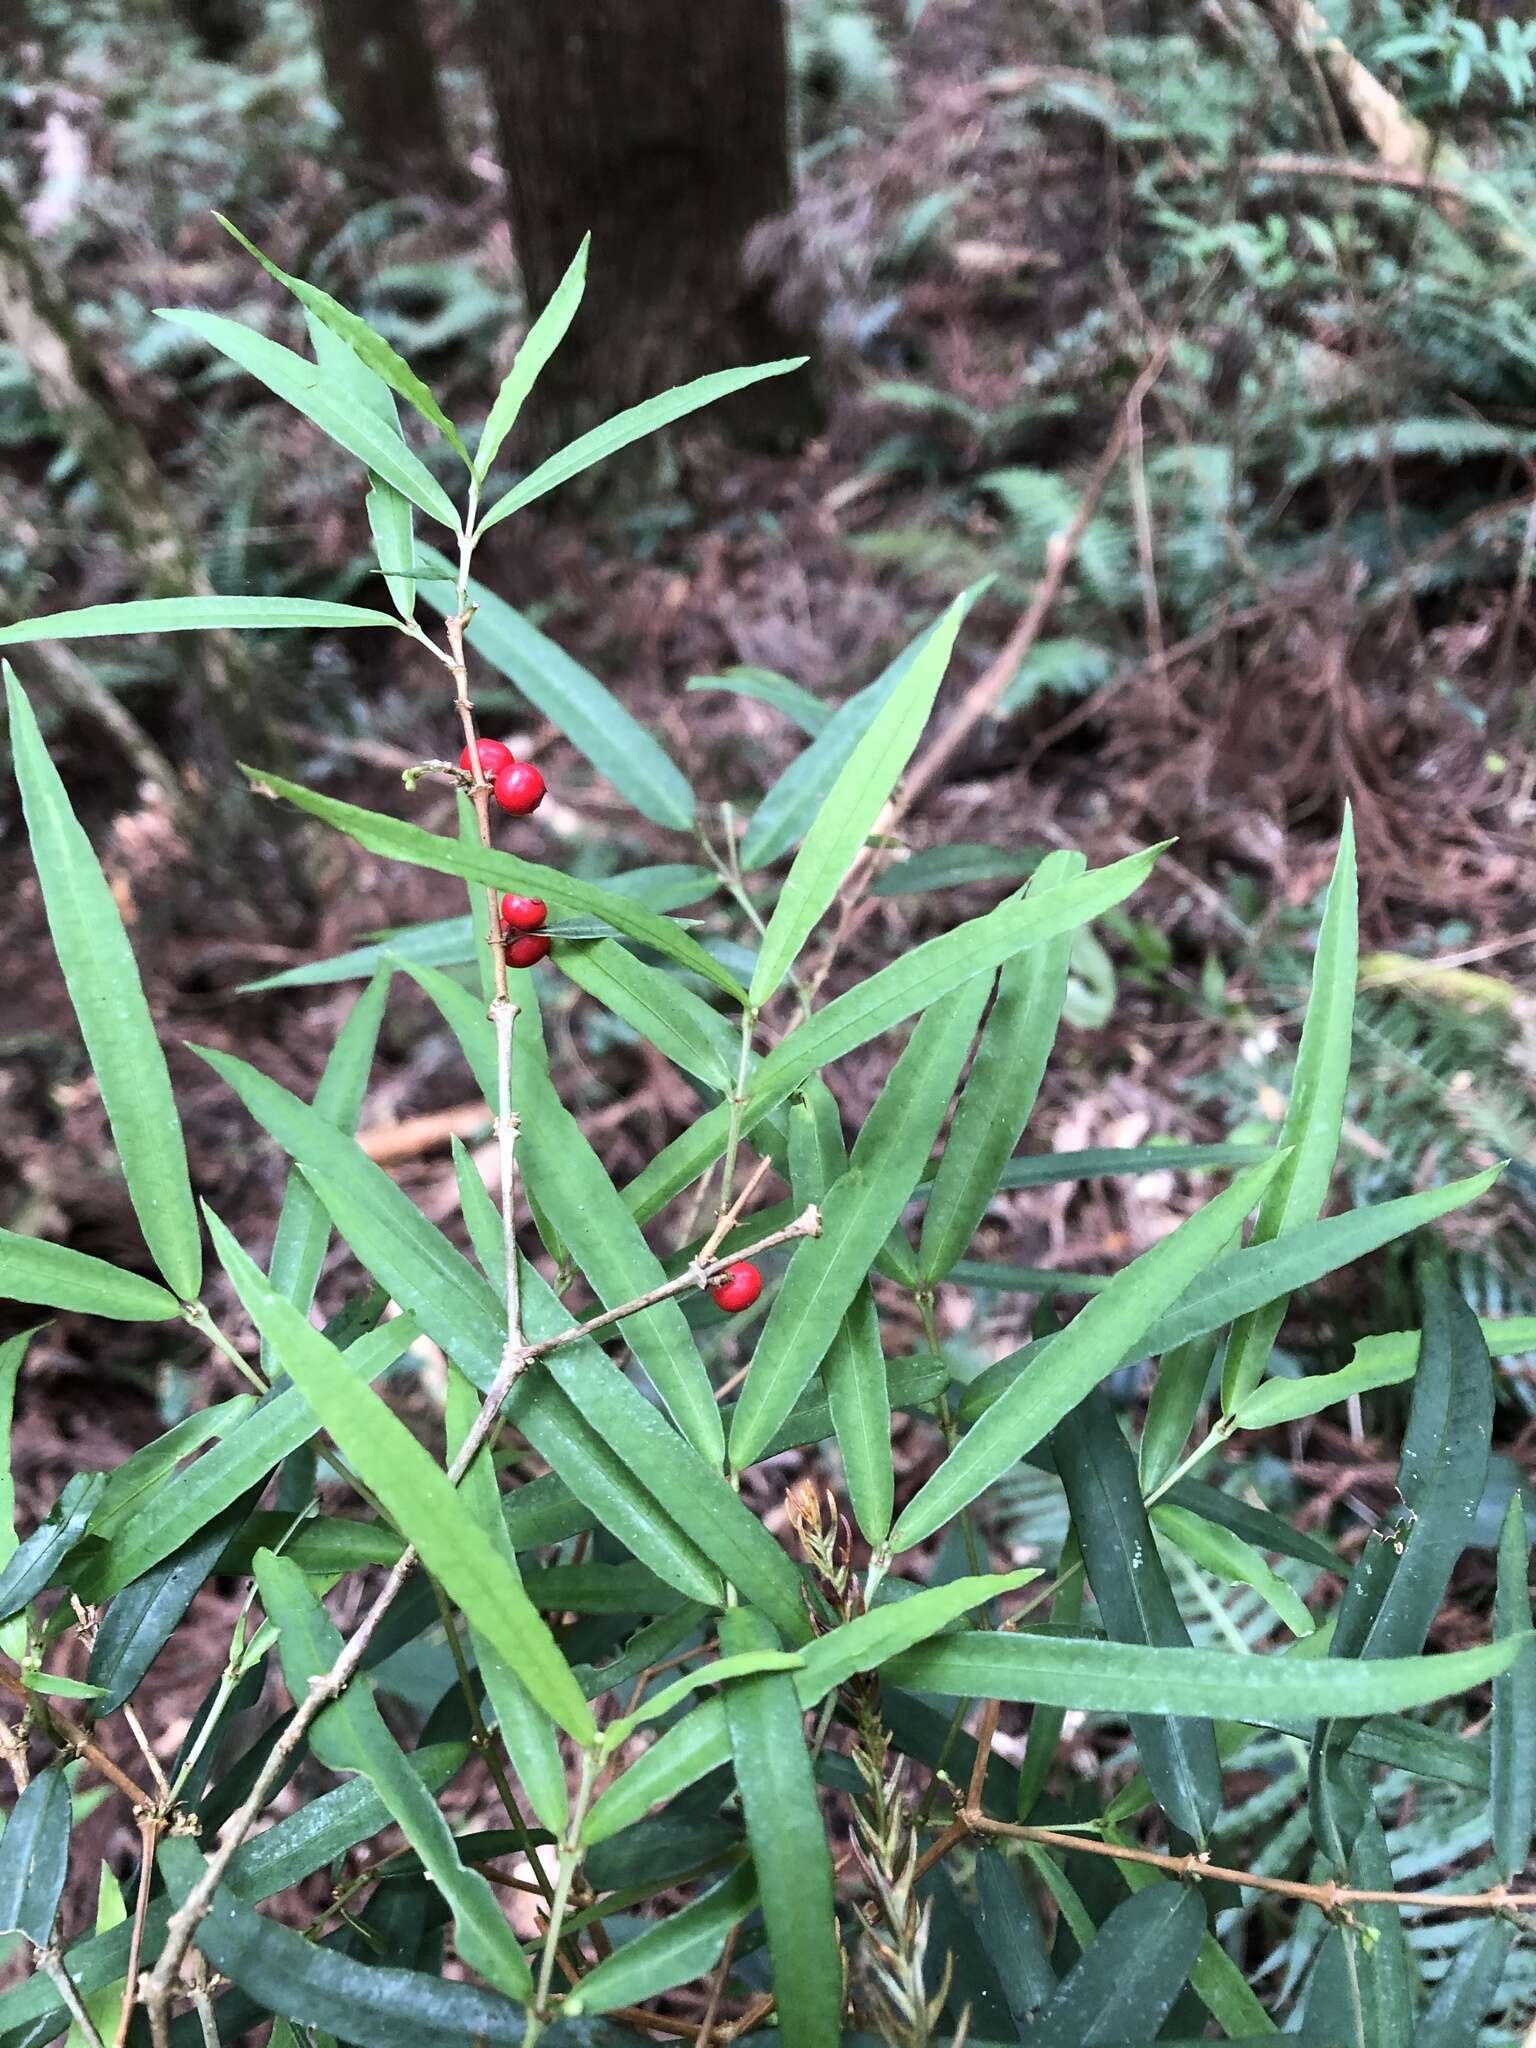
(1, 0), (1532, 1583)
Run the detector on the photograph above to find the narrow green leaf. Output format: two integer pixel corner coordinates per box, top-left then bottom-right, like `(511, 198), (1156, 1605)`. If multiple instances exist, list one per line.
(477, 359), (806, 531)
(1346, 1810), (1412, 2048)
(730, 976), (989, 1468)
(367, 478), (417, 619)
(973, 1846), (1056, 2022)
(158, 309), (461, 525)
(418, 551), (694, 829)
(0, 1326), (37, 1662)
(919, 848), (1082, 1282)
(0, 1766), (70, 1942)
(1338, 1314), (1536, 1381)
(263, 968), (389, 1378)
(241, 914), (478, 993)
(514, 1007), (725, 1462)
(604, 1653), (805, 1750)
(1222, 811), (1357, 1410)
(0, 1233), (179, 1322)
(749, 594), (967, 1005)
(1233, 1350), (1418, 1430)
(0, 597), (403, 646)
(209, 1213), (594, 1741)
(1056, 1389), (1222, 1842)
(476, 236), (589, 476)
(1491, 1492), (1534, 1880)
(687, 667), (830, 734)
(960, 1165), (1504, 1424)
(1027, 1883), (1205, 2047)
(567, 1864), (754, 2017)
(626, 844), (1166, 1222)
(8, 667), (201, 1300)
(254, 1549), (532, 2000)
(1416, 1917), (1514, 2048)
(742, 598), (983, 870)
(157, 1831), (531, 2048)
(555, 940), (736, 1090)
(733, 1351), (949, 1461)
(86, 1500), (249, 1712)
(720, 1608), (841, 2048)
(980, 1140), (1276, 1193)
(1139, 1329), (1221, 1493)
(895, 1155), (1284, 1550)
(0, 1472), (108, 1623)
(1151, 1504), (1315, 1639)
(824, 1284), (893, 1544)
(445, 1368), (566, 1838)
(77, 1320), (411, 1601)
(1164, 1482), (1339, 1575)
(215, 213), (470, 462)
(888, 1628), (1525, 1718)
(246, 767), (743, 999)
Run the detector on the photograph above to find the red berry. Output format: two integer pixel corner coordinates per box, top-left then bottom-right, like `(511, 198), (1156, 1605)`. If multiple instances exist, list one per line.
(459, 738), (514, 779)
(709, 1260), (763, 1314)
(506, 933), (552, 969)
(493, 760), (546, 816)
(500, 892), (548, 933)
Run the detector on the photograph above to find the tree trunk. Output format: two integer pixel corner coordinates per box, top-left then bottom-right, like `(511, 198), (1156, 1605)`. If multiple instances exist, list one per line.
(474, 0), (820, 466)
(311, 0), (458, 191)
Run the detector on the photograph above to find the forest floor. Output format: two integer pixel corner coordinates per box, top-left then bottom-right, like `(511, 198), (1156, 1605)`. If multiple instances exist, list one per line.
(2, 0), (1533, 1904)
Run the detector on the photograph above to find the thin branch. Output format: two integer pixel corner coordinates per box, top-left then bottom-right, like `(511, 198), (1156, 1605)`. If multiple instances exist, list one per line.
(114, 1817), (161, 2048)
(35, 1948), (107, 2048)
(949, 1811), (1536, 1916)
(0, 1668), (153, 1809)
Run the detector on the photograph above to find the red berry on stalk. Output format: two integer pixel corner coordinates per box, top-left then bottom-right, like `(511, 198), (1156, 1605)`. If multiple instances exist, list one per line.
(493, 760), (546, 816)
(709, 1260), (763, 1314)
(500, 892), (548, 933)
(506, 933), (552, 969)
(459, 738), (514, 779)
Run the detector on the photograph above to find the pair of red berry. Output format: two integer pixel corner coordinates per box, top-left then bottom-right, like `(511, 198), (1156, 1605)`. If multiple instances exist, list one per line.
(499, 890), (550, 969)
(459, 739), (546, 817)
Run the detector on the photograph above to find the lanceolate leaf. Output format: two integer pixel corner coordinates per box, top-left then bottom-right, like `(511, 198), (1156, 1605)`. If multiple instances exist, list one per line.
(555, 940), (737, 1089)
(823, 1284), (893, 1544)
(210, 1214), (594, 1741)
(720, 1609), (841, 2048)
(262, 968), (389, 1379)
(919, 847), (1082, 1283)
(1491, 1491), (1536, 1880)
(8, 667), (201, 1300)
(215, 213), (470, 461)
(245, 767), (743, 999)
(749, 593), (967, 1005)
(1151, 1504), (1315, 1640)
(418, 550), (694, 829)
(885, 1629), (1525, 1719)
(1027, 1882), (1205, 2047)
(894, 1156), (1283, 1550)
(86, 1499), (250, 1713)
(0, 1472), (107, 1622)
(0, 1233), (179, 1322)
(0, 598), (403, 646)
(254, 1550), (533, 2000)
(476, 236), (589, 476)
(1055, 1389), (1222, 1843)
(960, 1165), (1504, 1423)
(729, 976), (989, 1468)
(566, 1864), (754, 2017)
(1222, 811), (1357, 1411)
(158, 309), (461, 526)
(0, 1765), (70, 1943)
(628, 843), (1165, 1222)
(476, 358), (807, 531)
(742, 596), (983, 870)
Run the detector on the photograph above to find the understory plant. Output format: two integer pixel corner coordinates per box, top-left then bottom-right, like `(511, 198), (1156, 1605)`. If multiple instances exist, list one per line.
(0, 230), (1533, 2048)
